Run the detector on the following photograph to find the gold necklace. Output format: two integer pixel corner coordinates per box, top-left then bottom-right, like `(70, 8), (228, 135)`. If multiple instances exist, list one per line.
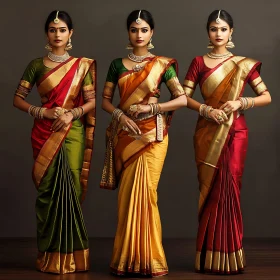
(207, 51), (233, 59)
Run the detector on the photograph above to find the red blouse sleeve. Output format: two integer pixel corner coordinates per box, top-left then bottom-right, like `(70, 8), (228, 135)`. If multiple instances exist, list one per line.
(248, 66), (268, 95)
(183, 57), (201, 97)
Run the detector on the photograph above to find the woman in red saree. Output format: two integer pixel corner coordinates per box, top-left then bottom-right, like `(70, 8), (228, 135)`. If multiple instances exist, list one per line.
(100, 10), (187, 277)
(183, 10), (271, 274)
(13, 11), (96, 274)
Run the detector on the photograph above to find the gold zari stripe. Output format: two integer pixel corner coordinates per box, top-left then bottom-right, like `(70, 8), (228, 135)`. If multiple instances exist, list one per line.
(102, 81), (116, 99)
(183, 86), (194, 97)
(183, 79), (195, 88)
(36, 249), (89, 274)
(19, 79), (32, 89)
(166, 77), (185, 98)
(250, 76), (262, 87)
(195, 248), (245, 273)
(254, 81), (267, 95)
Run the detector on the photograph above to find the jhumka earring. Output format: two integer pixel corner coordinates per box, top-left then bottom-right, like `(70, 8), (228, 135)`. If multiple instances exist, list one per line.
(226, 36), (235, 48)
(147, 38), (154, 49)
(207, 40), (214, 49)
(45, 42), (52, 51)
(65, 38), (73, 50)
(126, 41), (133, 50)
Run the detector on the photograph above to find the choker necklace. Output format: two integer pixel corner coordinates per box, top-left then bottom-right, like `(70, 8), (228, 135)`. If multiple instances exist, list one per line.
(207, 51), (233, 59)
(128, 52), (152, 63)
(128, 52), (152, 72)
(48, 51), (70, 63)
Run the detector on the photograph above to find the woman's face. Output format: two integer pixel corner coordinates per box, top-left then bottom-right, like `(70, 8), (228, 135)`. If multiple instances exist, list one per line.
(47, 20), (73, 49)
(208, 19), (233, 48)
(128, 19), (153, 49)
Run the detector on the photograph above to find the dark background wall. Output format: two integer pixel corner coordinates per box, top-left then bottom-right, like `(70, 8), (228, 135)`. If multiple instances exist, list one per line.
(0, 0), (279, 238)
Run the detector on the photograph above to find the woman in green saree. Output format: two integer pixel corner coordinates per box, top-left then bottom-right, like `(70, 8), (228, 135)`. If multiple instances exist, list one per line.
(13, 11), (96, 274)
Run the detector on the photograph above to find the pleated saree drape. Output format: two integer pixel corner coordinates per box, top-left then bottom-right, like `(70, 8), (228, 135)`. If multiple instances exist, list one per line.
(31, 57), (96, 274)
(193, 57), (261, 274)
(101, 56), (178, 277)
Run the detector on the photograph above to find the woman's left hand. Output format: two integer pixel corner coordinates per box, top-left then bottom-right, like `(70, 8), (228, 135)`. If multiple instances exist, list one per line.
(127, 104), (151, 118)
(51, 112), (74, 132)
(219, 100), (242, 115)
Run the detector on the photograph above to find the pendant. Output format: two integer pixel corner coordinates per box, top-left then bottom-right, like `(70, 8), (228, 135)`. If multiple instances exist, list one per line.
(132, 64), (143, 72)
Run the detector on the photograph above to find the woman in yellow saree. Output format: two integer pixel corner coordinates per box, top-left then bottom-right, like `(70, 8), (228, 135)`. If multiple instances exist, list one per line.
(13, 11), (96, 274)
(183, 10), (271, 274)
(100, 10), (187, 277)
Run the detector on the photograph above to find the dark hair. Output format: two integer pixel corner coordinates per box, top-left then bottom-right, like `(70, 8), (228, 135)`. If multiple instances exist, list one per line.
(126, 10), (155, 30)
(44, 10), (73, 33)
(206, 10), (233, 31)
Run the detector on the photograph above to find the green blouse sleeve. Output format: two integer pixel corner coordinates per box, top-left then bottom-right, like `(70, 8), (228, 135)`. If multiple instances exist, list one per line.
(162, 65), (177, 83)
(105, 59), (120, 84)
(82, 71), (93, 86)
(21, 59), (39, 85)
(152, 65), (177, 98)
(15, 59), (39, 99)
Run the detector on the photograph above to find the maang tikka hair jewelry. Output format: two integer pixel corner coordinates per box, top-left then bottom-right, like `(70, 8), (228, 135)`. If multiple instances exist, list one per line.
(216, 10), (221, 23)
(136, 10), (142, 24)
(54, 11), (60, 24)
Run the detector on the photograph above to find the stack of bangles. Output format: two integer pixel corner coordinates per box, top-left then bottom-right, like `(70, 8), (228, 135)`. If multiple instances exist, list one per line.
(68, 106), (84, 120)
(148, 103), (162, 115)
(28, 105), (46, 119)
(112, 108), (124, 121)
(28, 105), (84, 120)
(238, 97), (255, 110)
(199, 104), (214, 120)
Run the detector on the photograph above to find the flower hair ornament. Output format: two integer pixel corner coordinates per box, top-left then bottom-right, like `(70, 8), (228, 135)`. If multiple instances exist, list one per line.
(136, 10), (142, 24)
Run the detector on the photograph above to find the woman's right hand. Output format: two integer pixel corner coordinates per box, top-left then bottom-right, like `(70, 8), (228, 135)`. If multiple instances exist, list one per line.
(43, 107), (63, 119)
(119, 114), (141, 135)
(208, 108), (228, 125)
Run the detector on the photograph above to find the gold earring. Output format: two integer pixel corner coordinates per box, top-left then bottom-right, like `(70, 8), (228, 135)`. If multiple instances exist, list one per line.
(65, 38), (73, 51)
(226, 36), (235, 48)
(126, 41), (133, 50)
(207, 40), (214, 49)
(45, 42), (52, 51)
(147, 38), (154, 49)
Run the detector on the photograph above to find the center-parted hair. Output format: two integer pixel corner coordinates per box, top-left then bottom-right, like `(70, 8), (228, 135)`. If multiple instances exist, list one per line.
(206, 10), (233, 31)
(44, 11), (73, 33)
(126, 10), (155, 30)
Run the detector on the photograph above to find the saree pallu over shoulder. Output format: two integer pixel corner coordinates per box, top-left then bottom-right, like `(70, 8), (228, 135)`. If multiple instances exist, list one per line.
(194, 56), (261, 214)
(32, 57), (96, 201)
(100, 56), (176, 190)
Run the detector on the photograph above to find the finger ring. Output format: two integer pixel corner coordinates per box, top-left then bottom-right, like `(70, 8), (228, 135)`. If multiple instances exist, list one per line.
(122, 126), (129, 131)
(224, 108), (229, 112)
(217, 116), (223, 121)
(57, 108), (65, 116)
(129, 105), (138, 113)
